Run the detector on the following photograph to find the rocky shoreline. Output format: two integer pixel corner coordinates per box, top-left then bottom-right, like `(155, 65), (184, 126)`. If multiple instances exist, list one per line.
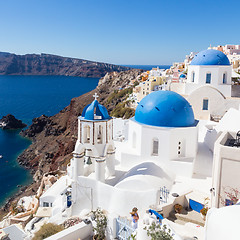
(0, 69), (142, 218)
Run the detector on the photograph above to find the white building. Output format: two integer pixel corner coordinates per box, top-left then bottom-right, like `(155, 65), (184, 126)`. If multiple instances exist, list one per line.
(118, 90), (199, 177)
(34, 89), (240, 240)
(170, 49), (240, 120)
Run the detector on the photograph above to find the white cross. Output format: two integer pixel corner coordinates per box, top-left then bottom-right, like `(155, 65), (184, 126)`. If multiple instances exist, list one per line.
(93, 93), (99, 100)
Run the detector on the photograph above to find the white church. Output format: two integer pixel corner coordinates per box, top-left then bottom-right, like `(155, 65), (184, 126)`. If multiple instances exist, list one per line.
(170, 49), (240, 120)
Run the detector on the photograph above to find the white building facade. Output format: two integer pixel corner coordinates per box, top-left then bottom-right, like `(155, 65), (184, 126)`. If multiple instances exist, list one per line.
(119, 91), (199, 177)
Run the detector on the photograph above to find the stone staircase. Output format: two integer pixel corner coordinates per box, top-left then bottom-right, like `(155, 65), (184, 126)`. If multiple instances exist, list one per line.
(167, 209), (205, 227)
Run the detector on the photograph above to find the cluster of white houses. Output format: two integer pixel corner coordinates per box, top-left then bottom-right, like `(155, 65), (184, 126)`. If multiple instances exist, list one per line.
(36, 51), (240, 240)
(1, 49), (240, 240)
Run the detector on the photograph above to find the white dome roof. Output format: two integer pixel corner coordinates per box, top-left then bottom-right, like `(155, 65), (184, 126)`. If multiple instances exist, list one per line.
(205, 205), (240, 240)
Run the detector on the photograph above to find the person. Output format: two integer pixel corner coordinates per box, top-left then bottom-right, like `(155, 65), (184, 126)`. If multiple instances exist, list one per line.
(130, 207), (139, 229)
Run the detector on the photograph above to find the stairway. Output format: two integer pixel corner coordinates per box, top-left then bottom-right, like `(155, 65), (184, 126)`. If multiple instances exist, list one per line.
(167, 209), (205, 227)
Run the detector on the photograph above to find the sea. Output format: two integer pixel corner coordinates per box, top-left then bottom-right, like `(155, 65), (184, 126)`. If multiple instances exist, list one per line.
(0, 65), (170, 207)
(0, 75), (99, 206)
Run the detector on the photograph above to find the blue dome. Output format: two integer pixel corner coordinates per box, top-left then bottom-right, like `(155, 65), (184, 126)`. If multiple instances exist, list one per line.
(134, 91), (195, 127)
(190, 49), (230, 66)
(81, 100), (111, 121)
(179, 74), (186, 78)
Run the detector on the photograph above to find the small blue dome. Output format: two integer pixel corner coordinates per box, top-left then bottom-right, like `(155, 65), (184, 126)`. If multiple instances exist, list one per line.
(134, 91), (195, 127)
(179, 74), (186, 78)
(81, 100), (111, 121)
(190, 49), (230, 66)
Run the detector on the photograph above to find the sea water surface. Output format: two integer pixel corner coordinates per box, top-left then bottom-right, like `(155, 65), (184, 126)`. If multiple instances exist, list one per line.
(0, 75), (99, 206)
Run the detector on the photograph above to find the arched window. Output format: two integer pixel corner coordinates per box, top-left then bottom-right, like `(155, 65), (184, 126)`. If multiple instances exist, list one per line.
(152, 139), (159, 155)
(84, 125), (91, 143)
(192, 71), (195, 82)
(97, 125), (102, 144)
(132, 131), (136, 148)
(223, 73), (226, 84)
(206, 73), (211, 84)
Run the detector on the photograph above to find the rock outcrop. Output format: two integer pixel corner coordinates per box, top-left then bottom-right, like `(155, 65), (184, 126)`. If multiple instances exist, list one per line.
(0, 114), (27, 129)
(0, 52), (131, 78)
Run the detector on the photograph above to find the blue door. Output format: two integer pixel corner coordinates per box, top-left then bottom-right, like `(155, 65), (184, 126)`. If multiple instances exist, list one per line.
(189, 199), (204, 213)
(67, 195), (72, 207)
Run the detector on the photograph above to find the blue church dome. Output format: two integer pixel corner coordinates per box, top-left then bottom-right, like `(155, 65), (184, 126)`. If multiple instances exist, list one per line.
(190, 49), (230, 66)
(81, 99), (111, 121)
(134, 91), (195, 127)
(179, 74), (186, 78)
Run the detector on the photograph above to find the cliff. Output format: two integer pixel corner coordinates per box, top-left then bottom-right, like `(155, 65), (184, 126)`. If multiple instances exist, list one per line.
(0, 52), (130, 78)
(18, 69), (142, 182)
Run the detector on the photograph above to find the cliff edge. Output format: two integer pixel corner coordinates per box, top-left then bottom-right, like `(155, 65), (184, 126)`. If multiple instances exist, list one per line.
(0, 52), (130, 78)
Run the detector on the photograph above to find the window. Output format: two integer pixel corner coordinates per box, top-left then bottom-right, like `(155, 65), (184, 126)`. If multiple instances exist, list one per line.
(97, 125), (102, 144)
(202, 99), (209, 110)
(223, 73), (226, 84)
(206, 73), (211, 84)
(152, 139), (159, 155)
(84, 125), (91, 143)
(132, 132), (136, 148)
(192, 72), (195, 82)
(43, 202), (50, 207)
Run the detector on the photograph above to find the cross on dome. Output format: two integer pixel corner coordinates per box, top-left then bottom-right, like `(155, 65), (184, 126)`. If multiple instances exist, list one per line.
(93, 93), (99, 100)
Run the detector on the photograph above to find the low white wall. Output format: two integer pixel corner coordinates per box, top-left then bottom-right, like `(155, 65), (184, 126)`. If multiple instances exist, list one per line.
(76, 176), (158, 217)
(45, 222), (93, 240)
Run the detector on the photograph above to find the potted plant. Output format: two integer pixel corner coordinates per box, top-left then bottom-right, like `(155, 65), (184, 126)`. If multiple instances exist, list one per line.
(174, 204), (183, 214)
(92, 208), (107, 240)
(200, 207), (208, 220)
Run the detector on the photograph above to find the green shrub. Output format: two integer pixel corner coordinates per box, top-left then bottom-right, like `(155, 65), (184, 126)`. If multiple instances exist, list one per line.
(110, 102), (135, 119)
(32, 223), (64, 240)
(92, 208), (107, 240)
(106, 87), (133, 104)
(144, 222), (173, 240)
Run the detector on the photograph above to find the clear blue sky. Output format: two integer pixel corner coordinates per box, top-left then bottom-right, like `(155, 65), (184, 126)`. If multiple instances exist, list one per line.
(0, 0), (239, 65)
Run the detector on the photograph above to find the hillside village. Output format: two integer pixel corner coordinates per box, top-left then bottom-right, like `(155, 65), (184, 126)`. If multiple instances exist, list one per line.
(1, 45), (240, 240)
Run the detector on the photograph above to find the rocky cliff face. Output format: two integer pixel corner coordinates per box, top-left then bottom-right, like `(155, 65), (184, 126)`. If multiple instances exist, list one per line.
(0, 52), (130, 78)
(19, 69), (142, 181)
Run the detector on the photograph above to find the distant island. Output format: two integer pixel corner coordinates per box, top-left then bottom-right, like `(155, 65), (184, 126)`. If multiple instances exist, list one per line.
(0, 52), (131, 78)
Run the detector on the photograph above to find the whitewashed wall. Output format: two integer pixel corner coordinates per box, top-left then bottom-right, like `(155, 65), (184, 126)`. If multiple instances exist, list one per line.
(186, 65), (232, 97)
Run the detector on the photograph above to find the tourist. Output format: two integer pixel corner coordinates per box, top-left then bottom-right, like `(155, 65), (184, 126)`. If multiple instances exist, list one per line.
(130, 207), (139, 229)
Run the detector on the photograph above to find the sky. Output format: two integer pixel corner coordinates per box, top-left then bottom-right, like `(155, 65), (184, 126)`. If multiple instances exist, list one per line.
(0, 0), (239, 65)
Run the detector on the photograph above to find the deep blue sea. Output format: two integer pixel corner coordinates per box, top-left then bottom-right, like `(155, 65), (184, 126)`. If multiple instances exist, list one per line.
(0, 75), (99, 206)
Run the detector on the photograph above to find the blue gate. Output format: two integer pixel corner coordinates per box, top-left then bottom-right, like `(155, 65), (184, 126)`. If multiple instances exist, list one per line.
(116, 216), (135, 240)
